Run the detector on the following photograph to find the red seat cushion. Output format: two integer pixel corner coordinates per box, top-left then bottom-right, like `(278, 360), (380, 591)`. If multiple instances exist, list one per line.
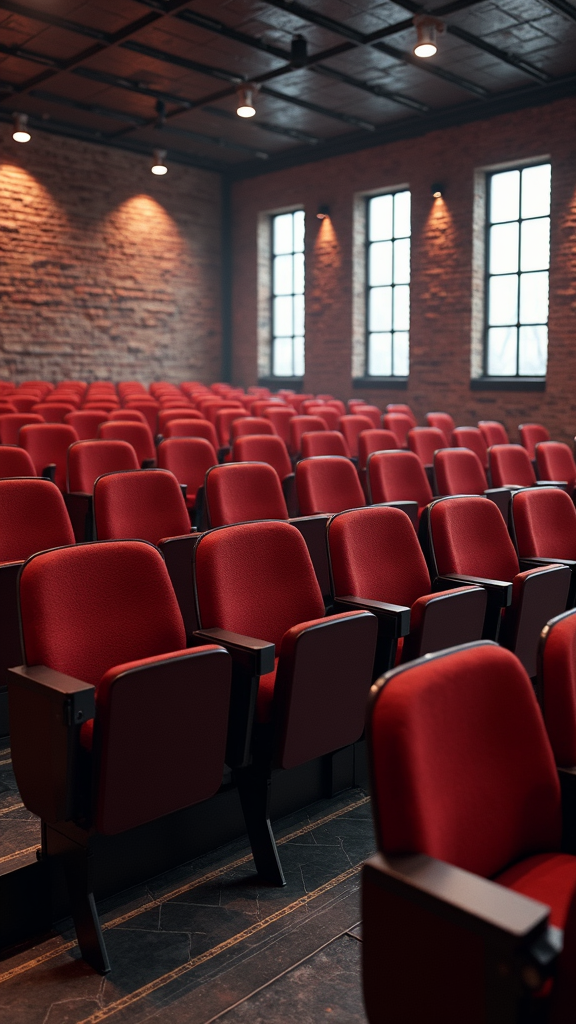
(496, 853), (576, 929)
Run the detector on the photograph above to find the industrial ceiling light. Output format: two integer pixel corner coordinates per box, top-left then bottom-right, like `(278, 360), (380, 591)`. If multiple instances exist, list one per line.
(413, 15), (444, 58)
(12, 112), (31, 143)
(317, 204), (330, 220)
(236, 84), (256, 118)
(431, 183), (444, 198)
(151, 149), (168, 175)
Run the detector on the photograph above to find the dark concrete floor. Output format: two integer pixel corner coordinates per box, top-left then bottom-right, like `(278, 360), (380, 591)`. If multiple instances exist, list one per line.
(0, 786), (372, 1024)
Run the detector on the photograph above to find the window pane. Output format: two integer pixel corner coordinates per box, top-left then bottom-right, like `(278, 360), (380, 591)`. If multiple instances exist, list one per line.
(273, 336), (293, 376)
(369, 194), (393, 241)
(489, 223), (519, 275)
(393, 332), (409, 376)
(519, 271), (549, 324)
(520, 217), (550, 272)
(273, 254), (293, 295)
(293, 252), (304, 294)
(273, 295), (293, 337)
(488, 275), (518, 326)
(369, 286), (392, 332)
(490, 170), (520, 223)
(293, 293), (305, 337)
(521, 164), (551, 220)
(519, 325), (547, 376)
(369, 241), (393, 286)
(273, 213), (293, 255)
(393, 238), (410, 284)
(487, 327), (517, 375)
(368, 333), (392, 376)
(394, 191), (411, 238)
(293, 209), (305, 253)
(293, 336), (305, 377)
(393, 285), (410, 331)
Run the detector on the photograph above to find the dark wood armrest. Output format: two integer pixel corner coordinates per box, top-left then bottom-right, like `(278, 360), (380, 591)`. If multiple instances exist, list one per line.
(436, 574), (512, 607)
(520, 557), (574, 570)
(141, 458), (155, 469)
(536, 480), (568, 489)
(333, 596), (410, 638)
(193, 628), (275, 675)
(41, 463), (56, 482)
(9, 664), (94, 724)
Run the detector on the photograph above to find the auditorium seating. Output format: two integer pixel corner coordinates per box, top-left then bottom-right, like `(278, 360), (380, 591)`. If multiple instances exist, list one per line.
(381, 412), (412, 448)
(231, 416), (275, 441)
(433, 447), (513, 521)
(425, 411), (454, 445)
(0, 445), (37, 477)
(66, 439), (140, 540)
(32, 402), (76, 422)
(19, 423), (79, 491)
(357, 429), (398, 471)
(108, 409), (148, 425)
(296, 456), (365, 515)
(451, 425), (489, 470)
(231, 434), (293, 485)
(192, 519), (377, 885)
(98, 420), (155, 467)
(363, 641), (576, 1024)
(289, 415), (328, 458)
(300, 431), (350, 459)
(339, 415), (375, 460)
(510, 486), (576, 606)
(304, 405), (341, 430)
(215, 408), (249, 447)
(386, 403), (416, 426)
(0, 413), (44, 445)
(519, 422), (550, 459)
(478, 419), (509, 446)
(157, 436), (217, 518)
(64, 410), (108, 440)
(263, 406), (294, 445)
(157, 408), (204, 434)
(489, 443), (542, 488)
(407, 427), (446, 486)
(163, 417), (219, 452)
(367, 450), (432, 524)
(537, 442), (576, 494)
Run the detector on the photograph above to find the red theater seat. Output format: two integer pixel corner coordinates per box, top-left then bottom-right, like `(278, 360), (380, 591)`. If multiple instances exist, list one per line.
(357, 429), (398, 471)
(382, 413), (412, 448)
(263, 406), (294, 445)
(231, 417), (275, 441)
(157, 437), (217, 516)
(289, 415), (328, 458)
(510, 486), (576, 606)
(362, 642), (576, 1024)
(215, 408), (249, 447)
(434, 447), (513, 522)
(479, 419), (509, 446)
(300, 431), (350, 459)
(452, 425), (489, 469)
(367, 449), (432, 523)
(19, 423), (78, 491)
(520, 422), (550, 460)
(489, 443), (539, 488)
(0, 446), (37, 477)
(0, 413), (44, 446)
(163, 417), (219, 450)
(108, 409), (148, 425)
(537, 442), (576, 494)
(232, 434), (292, 486)
(9, 539), (231, 972)
(66, 439), (140, 540)
(425, 411), (454, 445)
(32, 402), (76, 423)
(304, 405), (341, 431)
(98, 421), (155, 468)
(296, 456), (365, 515)
(64, 410), (108, 440)
(157, 408), (204, 434)
(386, 403), (416, 426)
(339, 415), (375, 460)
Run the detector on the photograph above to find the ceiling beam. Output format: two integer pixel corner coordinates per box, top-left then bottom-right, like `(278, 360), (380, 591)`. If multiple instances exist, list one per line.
(259, 85), (375, 131)
(204, 105), (321, 144)
(537, 0), (576, 20)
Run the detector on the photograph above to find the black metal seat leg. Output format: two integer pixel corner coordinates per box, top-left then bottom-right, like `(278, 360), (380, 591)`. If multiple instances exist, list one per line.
(235, 763), (286, 887)
(47, 825), (111, 974)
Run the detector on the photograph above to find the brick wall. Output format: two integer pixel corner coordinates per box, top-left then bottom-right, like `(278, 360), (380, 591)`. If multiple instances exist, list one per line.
(231, 96), (576, 443)
(0, 126), (222, 385)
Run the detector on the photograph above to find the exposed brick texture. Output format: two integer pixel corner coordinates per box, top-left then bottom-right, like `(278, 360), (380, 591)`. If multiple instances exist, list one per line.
(0, 126), (222, 385)
(231, 97), (576, 444)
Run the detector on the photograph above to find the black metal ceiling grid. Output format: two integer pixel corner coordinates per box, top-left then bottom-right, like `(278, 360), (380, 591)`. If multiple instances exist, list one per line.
(0, 0), (574, 175)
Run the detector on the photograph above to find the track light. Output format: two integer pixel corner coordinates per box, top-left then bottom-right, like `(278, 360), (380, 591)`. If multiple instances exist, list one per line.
(413, 16), (444, 58)
(151, 149), (167, 175)
(431, 183), (444, 199)
(12, 112), (30, 143)
(290, 34), (308, 68)
(236, 85), (257, 118)
(317, 204), (330, 220)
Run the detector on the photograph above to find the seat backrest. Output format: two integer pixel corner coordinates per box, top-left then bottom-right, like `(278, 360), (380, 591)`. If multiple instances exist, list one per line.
(122, 400), (158, 434)
(0, 402), (17, 415)
(164, 417), (219, 449)
(205, 462), (289, 526)
(204, 400), (243, 425)
(511, 487), (576, 561)
(231, 417), (275, 441)
(352, 404), (380, 429)
(157, 408), (204, 433)
(64, 410), (108, 440)
(367, 642), (561, 877)
(300, 431), (350, 459)
(94, 469), (191, 545)
(425, 412), (455, 445)
(157, 437), (217, 497)
(0, 445), (37, 478)
(0, 413), (44, 446)
(407, 427), (446, 466)
(108, 409), (148, 425)
(519, 422), (550, 460)
(489, 443), (536, 487)
(19, 540), (186, 689)
(328, 506), (430, 607)
(539, 609), (576, 768)
(452, 426), (488, 468)
(32, 402), (75, 422)
(339, 415), (375, 458)
(11, 395), (40, 413)
(296, 456), (365, 516)
(98, 421), (155, 464)
(357, 429), (398, 471)
(215, 409), (248, 447)
(326, 399), (346, 417)
(434, 447), (487, 497)
(428, 495), (519, 580)
(305, 405), (340, 431)
(367, 450), (433, 508)
(381, 413), (413, 448)
(478, 420), (509, 446)
(263, 407), (294, 444)
(19, 423), (79, 491)
(386, 403), (417, 427)
(0, 478), (74, 562)
(289, 415), (328, 455)
(67, 440), (139, 493)
(232, 435), (292, 482)
(536, 442), (576, 492)
(194, 520), (324, 648)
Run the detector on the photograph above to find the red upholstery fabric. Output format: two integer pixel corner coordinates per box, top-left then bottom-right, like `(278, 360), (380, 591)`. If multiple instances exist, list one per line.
(98, 422), (155, 466)
(540, 609), (576, 767)
(157, 437), (217, 508)
(164, 418), (219, 450)
(519, 423), (550, 460)
(289, 416), (328, 456)
(205, 462), (288, 526)
(215, 409), (248, 446)
(195, 520), (325, 649)
(32, 403), (75, 422)
(10, 396), (38, 413)
(231, 417), (275, 440)
(478, 420), (509, 446)
(0, 478), (74, 562)
(429, 496), (519, 580)
(326, 399), (346, 417)
(257, 658), (278, 723)
(408, 427), (446, 466)
(0, 413), (44, 446)
(122, 400), (158, 434)
(157, 409), (204, 433)
(0, 446), (36, 478)
(108, 410), (148, 425)
(425, 412), (455, 445)
(94, 469), (191, 545)
(452, 427), (489, 469)
(20, 540), (186, 690)
(512, 487), (576, 561)
(369, 643), (562, 878)
(19, 423), (79, 491)
(64, 411), (108, 440)
(300, 431), (350, 459)
(367, 450), (433, 513)
(489, 444), (536, 487)
(386, 404), (417, 426)
(537, 442), (576, 493)
(67, 440), (139, 493)
(204, 400), (243, 425)
(296, 456), (365, 515)
(329, 506), (430, 607)
(382, 413), (413, 448)
(339, 415), (375, 459)
(351, 404), (380, 429)
(357, 429), (398, 471)
(496, 853), (576, 929)
(305, 406), (340, 431)
(263, 407), (294, 445)
(434, 448), (488, 496)
(232, 435), (292, 482)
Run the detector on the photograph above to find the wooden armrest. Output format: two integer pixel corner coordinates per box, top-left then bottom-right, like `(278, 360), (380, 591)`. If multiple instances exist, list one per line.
(436, 574), (512, 607)
(334, 596), (410, 638)
(193, 628), (275, 675)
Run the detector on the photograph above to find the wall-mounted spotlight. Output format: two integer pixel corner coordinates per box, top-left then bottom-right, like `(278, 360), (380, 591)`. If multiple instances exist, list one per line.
(317, 204), (330, 220)
(431, 183), (444, 199)
(12, 112), (31, 143)
(236, 84), (258, 118)
(151, 149), (168, 175)
(413, 15), (444, 58)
